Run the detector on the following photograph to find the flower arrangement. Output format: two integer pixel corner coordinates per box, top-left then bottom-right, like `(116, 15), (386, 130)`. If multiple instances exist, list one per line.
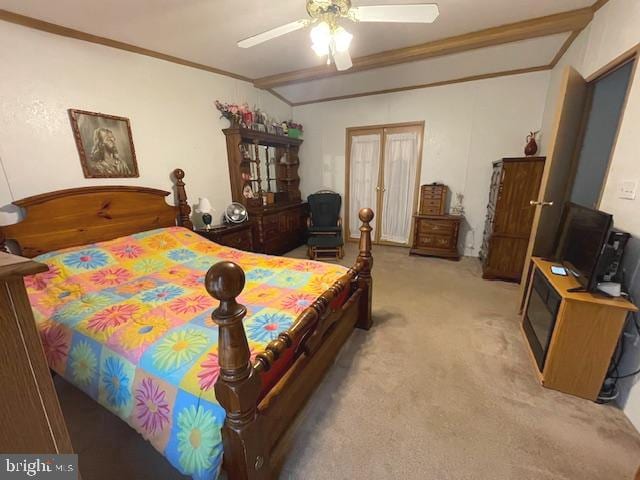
(285, 121), (304, 132)
(214, 100), (304, 137)
(284, 120), (304, 138)
(214, 101), (252, 127)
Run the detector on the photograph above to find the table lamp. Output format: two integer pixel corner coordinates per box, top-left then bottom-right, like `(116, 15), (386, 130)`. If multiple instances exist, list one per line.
(195, 197), (214, 230)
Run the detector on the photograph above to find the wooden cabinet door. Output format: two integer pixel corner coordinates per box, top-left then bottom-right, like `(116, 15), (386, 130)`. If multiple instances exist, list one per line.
(493, 160), (544, 237)
(519, 67), (588, 307)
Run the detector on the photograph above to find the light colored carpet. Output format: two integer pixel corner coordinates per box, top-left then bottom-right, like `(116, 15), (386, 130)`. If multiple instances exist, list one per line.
(58, 244), (640, 479)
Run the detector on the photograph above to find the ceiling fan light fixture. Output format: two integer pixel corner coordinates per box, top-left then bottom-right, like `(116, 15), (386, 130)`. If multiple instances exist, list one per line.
(237, 1), (439, 73)
(312, 42), (330, 56)
(332, 26), (352, 53)
(310, 21), (331, 56)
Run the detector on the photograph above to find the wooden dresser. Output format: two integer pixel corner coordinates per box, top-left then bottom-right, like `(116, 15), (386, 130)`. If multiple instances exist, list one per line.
(250, 202), (308, 255)
(223, 127), (307, 255)
(0, 252), (73, 453)
(480, 157), (545, 282)
(410, 215), (462, 259)
(195, 222), (254, 251)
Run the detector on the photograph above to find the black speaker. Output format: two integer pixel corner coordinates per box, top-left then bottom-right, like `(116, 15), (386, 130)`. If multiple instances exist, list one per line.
(596, 229), (630, 283)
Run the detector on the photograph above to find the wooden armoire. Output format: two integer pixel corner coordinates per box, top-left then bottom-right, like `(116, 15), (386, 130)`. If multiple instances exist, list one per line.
(480, 157), (545, 282)
(223, 128), (308, 255)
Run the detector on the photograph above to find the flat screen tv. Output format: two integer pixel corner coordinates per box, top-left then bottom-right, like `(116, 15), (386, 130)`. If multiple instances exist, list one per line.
(554, 203), (613, 292)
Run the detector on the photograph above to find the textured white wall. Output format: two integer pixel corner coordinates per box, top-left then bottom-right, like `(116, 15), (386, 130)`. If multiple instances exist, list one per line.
(540, 0), (640, 234)
(0, 21), (291, 226)
(538, 0), (640, 430)
(293, 71), (550, 256)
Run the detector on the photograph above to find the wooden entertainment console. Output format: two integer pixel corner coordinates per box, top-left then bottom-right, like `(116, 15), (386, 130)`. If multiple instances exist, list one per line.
(521, 257), (637, 401)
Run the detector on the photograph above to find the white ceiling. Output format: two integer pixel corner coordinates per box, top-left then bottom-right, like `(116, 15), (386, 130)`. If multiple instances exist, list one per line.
(0, 0), (593, 80)
(275, 33), (570, 104)
(0, 0), (597, 104)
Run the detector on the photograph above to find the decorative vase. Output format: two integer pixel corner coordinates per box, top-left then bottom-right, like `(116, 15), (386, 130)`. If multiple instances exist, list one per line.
(451, 193), (465, 216)
(524, 131), (538, 156)
(242, 111), (253, 127)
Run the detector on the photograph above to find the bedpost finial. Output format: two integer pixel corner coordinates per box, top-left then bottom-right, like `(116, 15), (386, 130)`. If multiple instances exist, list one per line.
(173, 168), (193, 230)
(205, 261), (246, 302)
(358, 208), (374, 257)
(359, 207), (374, 224)
(173, 168), (185, 180)
(356, 207), (373, 330)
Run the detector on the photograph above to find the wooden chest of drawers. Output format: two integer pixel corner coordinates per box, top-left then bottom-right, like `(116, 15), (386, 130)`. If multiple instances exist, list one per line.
(419, 184), (448, 215)
(250, 202), (308, 255)
(410, 215), (462, 259)
(196, 222), (254, 251)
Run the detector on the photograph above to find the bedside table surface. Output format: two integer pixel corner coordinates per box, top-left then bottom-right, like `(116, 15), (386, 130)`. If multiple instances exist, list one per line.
(195, 222), (251, 234)
(194, 222), (254, 252)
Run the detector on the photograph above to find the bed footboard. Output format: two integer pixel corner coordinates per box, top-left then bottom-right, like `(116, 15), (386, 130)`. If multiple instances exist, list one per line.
(204, 208), (374, 480)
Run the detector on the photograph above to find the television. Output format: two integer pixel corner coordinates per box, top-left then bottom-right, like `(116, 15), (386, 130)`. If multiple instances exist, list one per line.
(554, 203), (613, 292)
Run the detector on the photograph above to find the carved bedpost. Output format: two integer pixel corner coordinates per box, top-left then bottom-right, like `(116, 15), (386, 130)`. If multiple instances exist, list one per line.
(205, 261), (266, 480)
(173, 168), (193, 230)
(356, 208), (374, 330)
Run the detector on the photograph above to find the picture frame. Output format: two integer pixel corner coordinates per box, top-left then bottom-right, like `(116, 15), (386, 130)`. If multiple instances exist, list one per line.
(69, 109), (139, 178)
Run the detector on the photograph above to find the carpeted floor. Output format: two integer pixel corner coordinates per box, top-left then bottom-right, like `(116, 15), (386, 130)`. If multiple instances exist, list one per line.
(58, 243), (640, 479)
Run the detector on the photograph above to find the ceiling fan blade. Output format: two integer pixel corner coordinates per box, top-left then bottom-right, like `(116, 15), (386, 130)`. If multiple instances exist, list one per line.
(333, 49), (353, 71)
(237, 19), (308, 48)
(351, 4), (439, 23)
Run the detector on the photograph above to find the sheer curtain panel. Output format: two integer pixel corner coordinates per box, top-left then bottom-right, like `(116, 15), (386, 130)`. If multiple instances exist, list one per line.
(349, 134), (381, 239)
(380, 132), (419, 243)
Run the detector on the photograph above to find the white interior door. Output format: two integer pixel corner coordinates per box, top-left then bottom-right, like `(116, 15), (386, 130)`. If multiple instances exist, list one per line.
(348, 133), (381, 239)
(380, 131), (419, 243)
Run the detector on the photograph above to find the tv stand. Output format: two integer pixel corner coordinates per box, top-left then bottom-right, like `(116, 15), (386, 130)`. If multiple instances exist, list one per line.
(521, 257), (637, 401)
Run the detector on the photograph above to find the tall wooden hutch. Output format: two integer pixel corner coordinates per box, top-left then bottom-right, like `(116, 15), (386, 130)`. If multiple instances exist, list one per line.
(480, 157), (545, 282)
(223, 128), (307, 255)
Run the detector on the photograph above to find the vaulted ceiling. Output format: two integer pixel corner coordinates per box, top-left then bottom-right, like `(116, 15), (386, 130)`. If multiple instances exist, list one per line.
(0, 0), (604, 105)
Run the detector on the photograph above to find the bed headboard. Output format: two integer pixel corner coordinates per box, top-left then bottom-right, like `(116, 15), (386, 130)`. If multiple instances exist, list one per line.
(0, 168), (193, 258)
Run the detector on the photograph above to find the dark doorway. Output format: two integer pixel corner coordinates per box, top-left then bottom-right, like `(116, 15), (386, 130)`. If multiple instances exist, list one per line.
(570, 59), (635, 208)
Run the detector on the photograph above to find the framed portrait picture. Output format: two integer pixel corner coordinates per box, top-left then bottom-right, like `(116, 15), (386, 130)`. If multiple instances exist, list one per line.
(69, 109), (139, 178)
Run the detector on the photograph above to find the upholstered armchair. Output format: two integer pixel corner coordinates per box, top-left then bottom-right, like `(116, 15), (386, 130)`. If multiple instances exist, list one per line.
(306, 191), (344, 260)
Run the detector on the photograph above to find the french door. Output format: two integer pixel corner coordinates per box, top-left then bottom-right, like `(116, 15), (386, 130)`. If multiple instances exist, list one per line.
(346, 122), (424, 246)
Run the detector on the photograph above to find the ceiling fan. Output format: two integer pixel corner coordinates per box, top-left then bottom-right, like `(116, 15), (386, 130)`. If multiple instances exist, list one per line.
(237, 0), (439, 72)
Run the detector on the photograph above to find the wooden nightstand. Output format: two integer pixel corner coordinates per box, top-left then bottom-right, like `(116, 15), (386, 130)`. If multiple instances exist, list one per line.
(410, 214), (462, 260)
(195, 222), (254, 251)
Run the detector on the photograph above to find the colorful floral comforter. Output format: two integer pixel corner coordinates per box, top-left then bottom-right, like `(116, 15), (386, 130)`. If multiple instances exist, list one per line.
(25, 227), (347, 479)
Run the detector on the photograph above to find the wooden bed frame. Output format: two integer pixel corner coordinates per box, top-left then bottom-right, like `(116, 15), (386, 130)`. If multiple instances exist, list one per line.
(0, 168), (373, 480)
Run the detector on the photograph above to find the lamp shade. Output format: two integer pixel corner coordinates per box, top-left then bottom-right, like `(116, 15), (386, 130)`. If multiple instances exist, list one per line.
(195, 197), (213, 213)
